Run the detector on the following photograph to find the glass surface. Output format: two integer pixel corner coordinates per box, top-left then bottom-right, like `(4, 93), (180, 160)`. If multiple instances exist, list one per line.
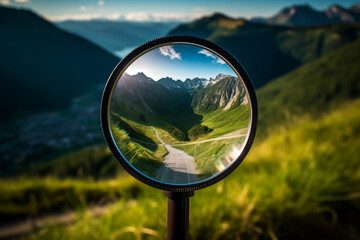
(109, 44), (251, 184)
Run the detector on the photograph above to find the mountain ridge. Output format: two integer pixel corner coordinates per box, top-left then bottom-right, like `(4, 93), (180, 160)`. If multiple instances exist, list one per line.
(169, 12), (360, 88)
(252, 3), (360, 26)
(127, 72), (235, 91)
(111, 72), (246, 135)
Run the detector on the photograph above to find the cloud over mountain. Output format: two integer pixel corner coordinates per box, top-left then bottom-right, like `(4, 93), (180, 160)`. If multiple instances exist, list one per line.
(159, 45), (182, 60)
(198, 49), (225, 64)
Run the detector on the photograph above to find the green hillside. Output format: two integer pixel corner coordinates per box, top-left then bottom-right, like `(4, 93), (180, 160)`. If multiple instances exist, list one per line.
(169, 13), (360, 88)
(257, 38), (360, 135)
(0, 6), (119, 118)
(201, 105), (249, 138)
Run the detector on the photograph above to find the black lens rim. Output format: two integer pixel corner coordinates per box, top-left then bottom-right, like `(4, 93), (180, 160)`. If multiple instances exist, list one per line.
(101, 35), (258, 192)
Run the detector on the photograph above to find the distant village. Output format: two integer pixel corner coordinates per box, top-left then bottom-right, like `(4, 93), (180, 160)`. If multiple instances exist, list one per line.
(0, 94), (103, 166)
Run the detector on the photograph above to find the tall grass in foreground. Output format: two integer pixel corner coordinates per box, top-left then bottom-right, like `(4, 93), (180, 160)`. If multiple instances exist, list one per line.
(0, 177), (142, 220)
(16, 99), (360, 239)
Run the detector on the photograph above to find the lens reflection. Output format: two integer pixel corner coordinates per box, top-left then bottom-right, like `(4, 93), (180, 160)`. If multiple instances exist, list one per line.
(109, 44), (250, 184)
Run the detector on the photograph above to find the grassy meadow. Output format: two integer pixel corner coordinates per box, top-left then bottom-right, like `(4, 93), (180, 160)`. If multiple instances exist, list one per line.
(5, 98), (359, 240)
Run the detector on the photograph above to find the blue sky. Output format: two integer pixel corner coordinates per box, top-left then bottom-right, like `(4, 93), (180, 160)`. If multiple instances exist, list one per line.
(125, 44), (235, 81)
(0, 0), (359, 21)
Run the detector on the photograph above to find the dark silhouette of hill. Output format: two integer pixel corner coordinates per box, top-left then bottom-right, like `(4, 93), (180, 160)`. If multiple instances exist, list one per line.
(169, 13), (360, 89)
(0, 6), (119, 118)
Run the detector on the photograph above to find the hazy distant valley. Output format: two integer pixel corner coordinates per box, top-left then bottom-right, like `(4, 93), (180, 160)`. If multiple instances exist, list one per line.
(55, 20), (178, 58)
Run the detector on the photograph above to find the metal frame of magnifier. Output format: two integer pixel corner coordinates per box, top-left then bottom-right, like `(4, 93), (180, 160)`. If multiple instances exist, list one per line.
(101, 35), (257, 240)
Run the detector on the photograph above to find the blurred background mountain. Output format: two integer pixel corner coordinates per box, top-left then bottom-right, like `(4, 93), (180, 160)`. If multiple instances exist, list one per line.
(55, 20), (177, 58)
(0, 1), (360, 239)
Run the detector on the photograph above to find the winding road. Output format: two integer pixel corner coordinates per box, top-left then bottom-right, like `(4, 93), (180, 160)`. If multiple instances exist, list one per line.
(152, 127), (199, 184)
(131, 128), (248, 146)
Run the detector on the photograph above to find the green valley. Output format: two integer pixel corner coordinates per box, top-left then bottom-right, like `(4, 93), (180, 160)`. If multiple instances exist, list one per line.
(109, 71), (251, 180)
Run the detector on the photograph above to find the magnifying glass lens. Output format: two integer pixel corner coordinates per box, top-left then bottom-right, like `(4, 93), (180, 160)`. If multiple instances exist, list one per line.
(107, 43), (252, 185)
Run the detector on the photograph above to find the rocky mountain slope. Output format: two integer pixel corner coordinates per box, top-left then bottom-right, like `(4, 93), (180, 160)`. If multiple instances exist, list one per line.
(254, 4), (360, 26)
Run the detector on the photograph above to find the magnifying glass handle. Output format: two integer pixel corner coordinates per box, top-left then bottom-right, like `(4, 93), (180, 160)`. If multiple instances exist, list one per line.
(164, 191), (194, 240)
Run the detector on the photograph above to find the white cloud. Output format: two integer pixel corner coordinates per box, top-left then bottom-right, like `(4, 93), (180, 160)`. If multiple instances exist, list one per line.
(98, 0), (104, 6)
(48, 13), (123, 22)
(106, 13), (122, 20)
(199, 49), (216, 59)
(48, 11), (205, 22)
(49, 14), (102, 21)
(152, 13), (197, 22)
(14, 0), (29, 2)
(0, 0), (10, 5)
(125, 12), (205, 22)
(80, 6), (93, 12)
(216, 58), (226, 64)
(125, 12), (151, 21)
(159, 45), (181, 60)
(198, 49), (225, 65)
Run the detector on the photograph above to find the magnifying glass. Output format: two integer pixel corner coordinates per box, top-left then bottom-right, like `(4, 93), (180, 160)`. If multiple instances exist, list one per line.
(101, 35), (257, 239)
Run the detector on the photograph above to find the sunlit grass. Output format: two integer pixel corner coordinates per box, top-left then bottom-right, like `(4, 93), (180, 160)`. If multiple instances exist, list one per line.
(174, 138), (245, 177)
(202, 104), (250, 139)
